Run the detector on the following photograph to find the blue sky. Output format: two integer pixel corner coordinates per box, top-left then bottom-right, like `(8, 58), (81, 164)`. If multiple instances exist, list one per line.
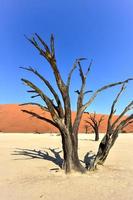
(0, 0), (133, 114)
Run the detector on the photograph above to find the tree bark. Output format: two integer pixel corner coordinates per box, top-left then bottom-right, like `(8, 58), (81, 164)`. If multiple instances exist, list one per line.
(92, 86), (133, 169)
(61, 131), (86, 174)
(95, 128), (99, 141)
(92, 131), (118, 169)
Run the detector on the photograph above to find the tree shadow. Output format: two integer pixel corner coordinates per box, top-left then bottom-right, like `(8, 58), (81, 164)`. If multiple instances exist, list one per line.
(82, 151), (96, 169)
(12, 147), (63, 169)
(89, 139), (95, 142)
(79, 138), (89, 141)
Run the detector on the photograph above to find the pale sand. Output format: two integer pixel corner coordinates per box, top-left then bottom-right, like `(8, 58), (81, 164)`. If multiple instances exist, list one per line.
(0, 133), (133, 200)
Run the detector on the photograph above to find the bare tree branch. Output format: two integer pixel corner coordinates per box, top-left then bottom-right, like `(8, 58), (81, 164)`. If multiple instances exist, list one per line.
(122, 120), (133, 130)
(35, 33), (50, 53)
(26, 34), (66, 90)
(74, 90), (80, 94)
(31, 94), (40, 98)
(72, 60), (93, 134)
(84, 90), (93, 95)
(76, 60), (93, 111)
(20, 66), (64, 118)
(19, 103), (49, 112)
(67, 60), (77, 88)
(85, 59), (93, 77)
(26, 34), (72, 131)
(107, 83), (126, 130)
(85, 112), (104, 140)
(82, 78), (133, 112)
(27, 90), (37, 93)
(98, 115), (104, 126)
(112, 100), (133, 129)
(22, 33), (133, 173)
(25, 35), (49, 59)
(78, 61), (85, 83)
(115, 114), (133, 133)
(21, 78), (59, 120)
(50, 34), (55, 58)
(21, 109), (58, 128)
(85, 120), (95, 129)
(93, 87), (133, 168)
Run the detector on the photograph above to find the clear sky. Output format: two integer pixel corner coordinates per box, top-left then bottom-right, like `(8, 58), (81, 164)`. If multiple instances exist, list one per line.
(0, 0), (133, 114)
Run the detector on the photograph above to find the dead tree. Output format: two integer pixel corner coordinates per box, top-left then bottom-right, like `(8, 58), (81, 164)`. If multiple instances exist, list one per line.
(20, 33), (132, 173)
(85, 112), (104, 141)
(92, 84), (133, 169)
(84, 124), (89, 134)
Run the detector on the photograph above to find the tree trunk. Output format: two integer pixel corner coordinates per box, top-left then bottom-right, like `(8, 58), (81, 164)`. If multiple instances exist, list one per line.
(95, 128), (99, 141)
(92, 132), (119, 169)
(71, 132), (86, 173)
(61, 132), (86, 173)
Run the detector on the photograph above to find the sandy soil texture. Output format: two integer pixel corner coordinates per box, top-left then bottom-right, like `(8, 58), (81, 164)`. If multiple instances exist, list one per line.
(0, 133), (133, 200)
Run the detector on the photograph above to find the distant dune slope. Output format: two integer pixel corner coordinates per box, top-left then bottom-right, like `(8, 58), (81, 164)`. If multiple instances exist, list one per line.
(0, 104), (132, 133)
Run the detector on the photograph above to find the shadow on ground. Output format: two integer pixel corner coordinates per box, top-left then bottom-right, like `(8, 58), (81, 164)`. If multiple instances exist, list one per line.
(12, 148), (96, 170)
(81, 151), (96, 169)
(79, 139), (96, 142)
(12, 147), (63, 169)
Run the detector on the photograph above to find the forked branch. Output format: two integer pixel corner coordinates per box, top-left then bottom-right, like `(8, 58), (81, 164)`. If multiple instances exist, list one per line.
(107, 83), (126, 130)
(20, 66), (64, 118)
(85, 112), (104, 140)
(21, 78), (59, 121)
(25, 34), (66, 96)
(92, 86), (133, 168)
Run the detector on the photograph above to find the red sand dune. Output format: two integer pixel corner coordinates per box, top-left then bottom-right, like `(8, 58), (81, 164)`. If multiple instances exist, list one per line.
(0, 104), (132, 133)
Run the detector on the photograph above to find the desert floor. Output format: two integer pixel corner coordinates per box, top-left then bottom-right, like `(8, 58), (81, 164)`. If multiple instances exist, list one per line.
(0, 133), (133, 200)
